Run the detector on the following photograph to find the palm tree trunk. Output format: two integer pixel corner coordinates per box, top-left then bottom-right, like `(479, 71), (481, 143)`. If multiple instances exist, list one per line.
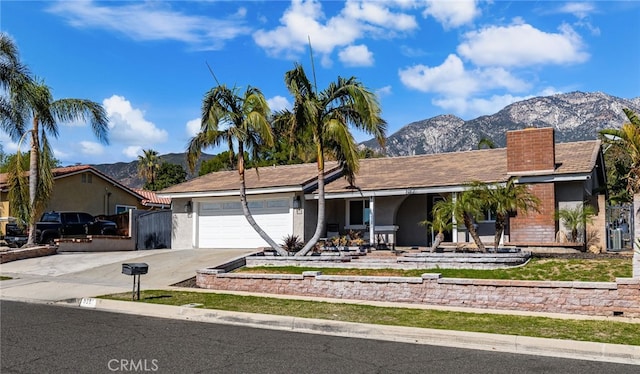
(430, 231), (444, 252)
(494, 214), (506, 250)
(464, 213), (486, 252)
(26, 117), (39, 246)
(237, 142), (287, 256)
(296, 149), (325, 257)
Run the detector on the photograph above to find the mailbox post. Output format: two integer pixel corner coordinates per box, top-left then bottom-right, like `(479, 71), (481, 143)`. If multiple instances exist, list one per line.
(122, 263), (149, 300)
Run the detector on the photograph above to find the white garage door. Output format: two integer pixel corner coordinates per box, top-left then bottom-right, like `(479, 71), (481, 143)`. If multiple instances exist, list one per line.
(197, 199), (292, 248)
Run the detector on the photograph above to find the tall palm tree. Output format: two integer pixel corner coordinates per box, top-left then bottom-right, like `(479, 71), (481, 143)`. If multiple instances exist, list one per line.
(601, 109), (640, 277)
(277, 64), (386, 257)
(0, 33), (30, 142)
(9, 80), (109, 246)
(137, 149), (160, 187)
(601, 109), (640, 193)
(475, 179), (540, 249)
(431, 189), (486, 252)
(186, 84), (284, 255)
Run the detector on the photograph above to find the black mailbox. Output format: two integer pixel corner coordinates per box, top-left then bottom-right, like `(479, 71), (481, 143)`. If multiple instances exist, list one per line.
(122, 263), (149, 276)
(122, 263), (149, 300)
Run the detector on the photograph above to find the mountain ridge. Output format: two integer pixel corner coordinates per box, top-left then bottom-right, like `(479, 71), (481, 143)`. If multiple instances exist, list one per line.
(93, 91), (639, 187)
(362, 91), (640, 156)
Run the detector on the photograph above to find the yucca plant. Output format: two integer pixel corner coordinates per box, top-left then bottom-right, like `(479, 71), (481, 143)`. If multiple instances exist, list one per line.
(281, 234), (304, 255)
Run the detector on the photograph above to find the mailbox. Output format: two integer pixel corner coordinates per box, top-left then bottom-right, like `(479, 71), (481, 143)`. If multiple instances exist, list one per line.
(122, 263), (149, 276)
(122, 263), (149, 300)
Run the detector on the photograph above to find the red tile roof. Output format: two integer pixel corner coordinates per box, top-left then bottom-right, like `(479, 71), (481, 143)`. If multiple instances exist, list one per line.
(132, 188), (171, 206)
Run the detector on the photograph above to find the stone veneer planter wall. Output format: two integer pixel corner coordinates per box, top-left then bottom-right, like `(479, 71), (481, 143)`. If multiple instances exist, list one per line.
(196, 270), (640, 318)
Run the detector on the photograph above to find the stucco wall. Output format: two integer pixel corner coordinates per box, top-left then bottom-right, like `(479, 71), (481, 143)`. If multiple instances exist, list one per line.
(47, 172), (142, 216)
(171, 198), (193, 249)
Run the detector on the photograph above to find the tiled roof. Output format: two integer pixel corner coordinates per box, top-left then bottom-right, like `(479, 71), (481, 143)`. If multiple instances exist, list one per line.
(132, 188), (171, 206)
(324, 140), (601, 193)
(0, 165), (95, 186)
(0, 165), (146, 202)
(159, 162), (340, 194)
(155, 140), (602, 196)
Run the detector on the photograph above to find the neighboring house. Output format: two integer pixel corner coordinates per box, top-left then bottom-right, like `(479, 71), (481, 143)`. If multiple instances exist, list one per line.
(159, 127), (607, 250)
(0, 165), (169, 233)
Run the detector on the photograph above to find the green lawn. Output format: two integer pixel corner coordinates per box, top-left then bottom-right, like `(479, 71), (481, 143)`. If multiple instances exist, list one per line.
(103, 290), (640, 346)
(237, 257), (632, 282)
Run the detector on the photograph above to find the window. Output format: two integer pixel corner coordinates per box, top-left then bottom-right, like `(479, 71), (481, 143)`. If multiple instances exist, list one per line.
(479, 209), (496, 222)
(115, 205), (136, 214)
(348, 199), (370, 227)
(81, 173), (93, 184)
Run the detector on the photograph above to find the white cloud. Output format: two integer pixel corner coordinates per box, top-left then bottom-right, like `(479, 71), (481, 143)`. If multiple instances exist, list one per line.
(555, 2), (596, 19)
(47, 1), (251, 50)
(399, 54), (528, 97)
(342, 1), (417, 31)
(457, 22), (589, 67)
(123, 146), (142, 159)
(267, 96), (291, 112)
(102, 95), (168, 146)
(338, 44), (374, 67)
(375, 85), (392, 98)
(253, 0), (418, 65)
(186, 118), (201, 137)
(53, 148), (72, 162)
(399, 54), (534, 116)
(79, 141), (104, 156)
(421, 0), (480, 28)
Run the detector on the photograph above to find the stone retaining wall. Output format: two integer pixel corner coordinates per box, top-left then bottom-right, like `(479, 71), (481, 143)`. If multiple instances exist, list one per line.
(196, 270), (640, 318)
(247, 252), (530, 270)
(0, 246), (57, 263)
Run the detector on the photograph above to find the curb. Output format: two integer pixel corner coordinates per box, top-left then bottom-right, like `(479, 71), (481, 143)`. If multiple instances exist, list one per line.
(58, 297), (640, 365)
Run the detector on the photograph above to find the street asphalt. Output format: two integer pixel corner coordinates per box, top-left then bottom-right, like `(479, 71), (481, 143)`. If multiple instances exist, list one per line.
(0, 247), (639, 365)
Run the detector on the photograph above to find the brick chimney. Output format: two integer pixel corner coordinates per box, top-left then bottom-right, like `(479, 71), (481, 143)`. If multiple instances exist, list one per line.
(506, 127), (557, 243)
(507, 127), (555, 174)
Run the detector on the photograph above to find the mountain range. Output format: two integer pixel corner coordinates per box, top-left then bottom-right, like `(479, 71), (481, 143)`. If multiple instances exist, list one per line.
(92, 152), (214, 188)
(362, 91), (640, 156)
(94, 91), (639, 188)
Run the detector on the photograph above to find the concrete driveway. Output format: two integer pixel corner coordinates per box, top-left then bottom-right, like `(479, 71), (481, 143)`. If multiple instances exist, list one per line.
(0, 248), (254, 302)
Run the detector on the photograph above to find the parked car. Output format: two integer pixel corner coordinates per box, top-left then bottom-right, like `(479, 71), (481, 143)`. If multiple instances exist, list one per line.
(4, 211), (118, 246)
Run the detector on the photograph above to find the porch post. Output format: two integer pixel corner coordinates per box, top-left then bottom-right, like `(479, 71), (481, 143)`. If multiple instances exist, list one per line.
(633, 194), (640, 278)
(369, 196), (375, 249)
(452, 192), (458, 243)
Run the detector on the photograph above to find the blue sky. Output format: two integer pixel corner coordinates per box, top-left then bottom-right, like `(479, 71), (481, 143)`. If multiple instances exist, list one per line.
(1, 0), (639, 166)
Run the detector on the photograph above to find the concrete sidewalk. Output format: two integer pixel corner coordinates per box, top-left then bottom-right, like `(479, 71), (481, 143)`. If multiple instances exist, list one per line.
(1, 248), (639, 365)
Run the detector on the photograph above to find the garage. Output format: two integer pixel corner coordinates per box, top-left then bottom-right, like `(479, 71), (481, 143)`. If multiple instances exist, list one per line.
(197, 198), (293, 248)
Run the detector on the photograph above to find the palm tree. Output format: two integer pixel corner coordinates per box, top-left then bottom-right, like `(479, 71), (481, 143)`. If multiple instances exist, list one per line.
(419, 210), (452, 252)
(431, 188), (486, 252)
(277, 63), (386, 257)
(476, 179), (540, 249)
(186, 84), (284, 255)
(601, 109), (640, 193)
(137, 149), (160, 187)
(0, 33), (30, 143)
(8, 80), (109, 246)
(601, 109), (640, 277)
(1, 34), (110, 246)
(555, 204), (596, 243)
